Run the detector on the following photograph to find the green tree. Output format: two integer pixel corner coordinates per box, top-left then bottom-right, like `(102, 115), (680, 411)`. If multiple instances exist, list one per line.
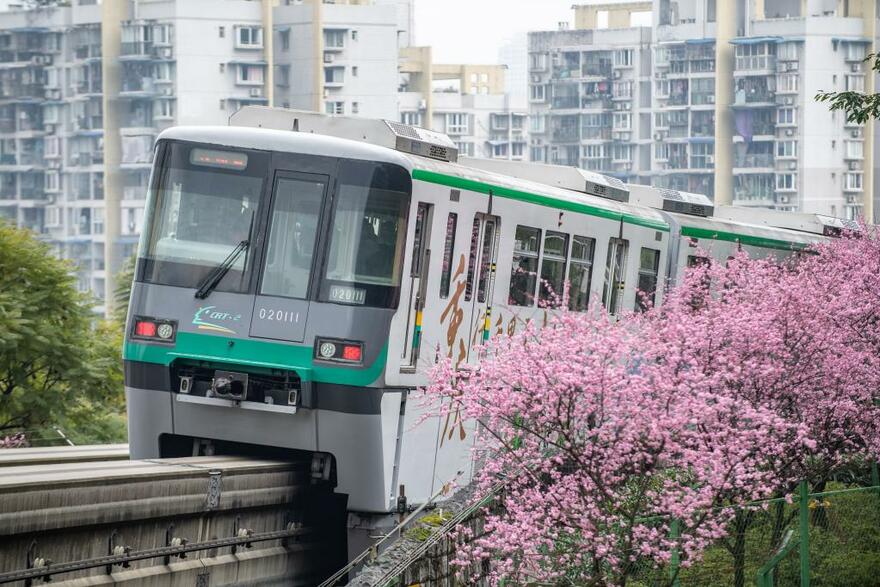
(816, 53), (880, 123)
(0, 222), (125, 443)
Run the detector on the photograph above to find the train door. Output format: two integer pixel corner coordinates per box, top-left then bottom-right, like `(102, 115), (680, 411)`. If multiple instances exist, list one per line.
(465, 213), (500, 361)
(400, 202), (433, 373)
(249, 170), (329, 342)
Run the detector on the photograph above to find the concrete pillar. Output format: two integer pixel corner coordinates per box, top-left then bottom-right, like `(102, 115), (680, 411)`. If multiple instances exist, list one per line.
(311, 0), (323, 112)
(862, 0), (876, 221)
(102, 0), (126, 316)
(263, 0), (275, 107)
(713, 0), (737, 206)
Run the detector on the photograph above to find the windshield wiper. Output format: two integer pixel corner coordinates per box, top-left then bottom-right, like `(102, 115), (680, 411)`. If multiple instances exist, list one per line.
(194, 240), (249, 300)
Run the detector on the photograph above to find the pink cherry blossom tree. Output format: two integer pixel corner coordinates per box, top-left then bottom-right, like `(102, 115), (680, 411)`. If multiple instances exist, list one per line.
(423, 229), (880, 586)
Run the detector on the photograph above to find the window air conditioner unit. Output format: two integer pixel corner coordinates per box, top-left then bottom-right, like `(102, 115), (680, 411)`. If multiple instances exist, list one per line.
(785, 128), (794, 136)
(779, 195), (789, 204)
(324, 52), (334, 63)
(654, 132), (664, 140)
(852, 129), (862, 138)
(788, 161), (797, 170)
(613, 70), (622, 79)
(851, 64), (860, 73)
(624, 103), (631, 110)
(249, 87), (263, 97)
(785, 97), (794, 105)
(706, 155), (715, 165)
(849, 161), (859, 170)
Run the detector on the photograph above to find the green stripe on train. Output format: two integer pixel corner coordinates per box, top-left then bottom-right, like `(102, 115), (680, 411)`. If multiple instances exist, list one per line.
(412, 169), (671, 232)
(123, 331), (388, 387)
(680, 226), (811, 251)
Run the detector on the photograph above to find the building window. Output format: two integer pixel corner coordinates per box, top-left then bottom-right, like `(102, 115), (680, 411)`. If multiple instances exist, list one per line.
(401, 111), (422, 127)
(492, 143), (509, 158)
(235, 26), (263, 48)
(446, 113), (469, 135)
(45, 171), (59, 192)
(778, 73), (798, 93)
(455, 142), (474, 157)
(238, 64), (264, 84)
(280, 29), (290, 51)
(324, 29), (345, 49)
(529, 52), (548, 71)
(509, 225), (540, 306)
(512, 143), (524, 158)
(845, 172), (863, 191)
(635, 248), (660, 312)
(324, 66), (344, 84)
(776, 173), (796, 191)
(156, 99), (175, 119)
(325, 101), (344, 115)
(352, 101), (359, 114)
(845, 74), (865, 93)
(530, 84), (546, 102)
(845, 140), (864, 159)
(776, 140), (797, 158)
(613, 49), (633, 67)
(439, 213), (458, 299)
(777, 107), (795, 125)
(530, 114), (545, 133)
(612, 113), (631, 130)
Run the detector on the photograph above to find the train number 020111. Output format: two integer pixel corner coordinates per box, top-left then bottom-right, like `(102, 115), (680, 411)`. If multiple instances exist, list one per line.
(258, 308), (300, 323)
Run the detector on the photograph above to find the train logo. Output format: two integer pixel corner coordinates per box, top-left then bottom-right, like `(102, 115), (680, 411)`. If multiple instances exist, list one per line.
(192, 306), (242, 335)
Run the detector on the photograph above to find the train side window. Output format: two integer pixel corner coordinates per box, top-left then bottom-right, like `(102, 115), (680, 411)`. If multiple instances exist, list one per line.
(568, 235), (595, 312)
(635, 247), (660, 312)
(509, 225), (541, 306)
(439, 213), (458, 299)
(464, 217), (481, 302)
(602, 237), (629, 316)
(477, 218), (497, 303)
(539, 230), (569, 306)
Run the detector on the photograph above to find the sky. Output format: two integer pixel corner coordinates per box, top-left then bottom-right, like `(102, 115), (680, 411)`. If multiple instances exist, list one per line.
(413, 0), (576, 64)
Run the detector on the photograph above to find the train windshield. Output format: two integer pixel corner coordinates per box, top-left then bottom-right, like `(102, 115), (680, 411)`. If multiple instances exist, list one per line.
(139, 142), (269, 292)
(319, 160), (411, 308)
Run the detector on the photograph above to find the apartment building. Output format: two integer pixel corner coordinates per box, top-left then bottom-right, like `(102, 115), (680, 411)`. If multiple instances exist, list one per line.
(399, 51), (528, 160)
(0, 0), (408, 312)
(530, 0), (878, 220)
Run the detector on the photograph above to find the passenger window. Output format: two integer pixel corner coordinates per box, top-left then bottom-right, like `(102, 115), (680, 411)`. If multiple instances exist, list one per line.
(539, 231), (569, 305)
(509, 225), (541, 306)
(409, 203), (430, 277)
(635, 247), (660, 312)
(260, 176), (325, 299)
(465, 217), (481, 302)
(602, 237), (629, 315)
(568, 235), (595, 312)
(439, 213), (458, 298)
(477, 219), (497, 303)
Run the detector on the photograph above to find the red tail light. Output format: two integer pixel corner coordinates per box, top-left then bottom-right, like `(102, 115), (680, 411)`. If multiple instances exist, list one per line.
(342, 344), (362, 362)
(135, 320), (157, 337)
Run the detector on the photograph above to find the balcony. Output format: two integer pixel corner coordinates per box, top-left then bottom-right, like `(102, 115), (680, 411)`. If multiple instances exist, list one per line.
(74, 44), (102, 61)
(581, 127), (611, 141)
(0, 84), (45, 102)
(668, 93), (688, 106)
(734, 153), (774, 169)
(552, 67), (581, 80)
(582, 64), (612, 78)
(691, 92), (715, 106)
(551, 96), (580, 110)
(552, 128), (580, 142)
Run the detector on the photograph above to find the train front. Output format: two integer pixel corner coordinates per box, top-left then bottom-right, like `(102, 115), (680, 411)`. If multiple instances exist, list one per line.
(123, 127), (412, 513)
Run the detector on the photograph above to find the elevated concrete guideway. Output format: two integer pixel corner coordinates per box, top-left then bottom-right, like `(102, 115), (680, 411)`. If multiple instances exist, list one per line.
(0, 448), (347, 585)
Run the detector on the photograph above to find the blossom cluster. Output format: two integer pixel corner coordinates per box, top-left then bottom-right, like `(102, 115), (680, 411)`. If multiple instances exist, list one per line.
(422, 230), (880, 585)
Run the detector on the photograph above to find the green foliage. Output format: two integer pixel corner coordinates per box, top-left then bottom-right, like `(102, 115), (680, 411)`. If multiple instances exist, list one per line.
(404, 509), (453, 542)
(816, 53), (880, 124)
(0, 221), (126, 443)
(112, 256), (136, 327)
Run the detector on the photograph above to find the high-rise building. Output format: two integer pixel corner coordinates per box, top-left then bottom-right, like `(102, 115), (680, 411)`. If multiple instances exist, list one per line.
(0, 0), (408, 313)
(398, 50), (528, 160)
(529, 0), (877, 221)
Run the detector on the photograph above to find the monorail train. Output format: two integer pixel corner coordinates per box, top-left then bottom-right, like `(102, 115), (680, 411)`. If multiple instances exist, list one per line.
(123, 106), (849, 547)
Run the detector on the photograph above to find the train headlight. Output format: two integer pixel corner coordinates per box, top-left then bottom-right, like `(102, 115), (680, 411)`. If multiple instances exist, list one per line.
(157, 323), (174, 340)
(314, 338), (363, 365)
(319, 342), (337, 359)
